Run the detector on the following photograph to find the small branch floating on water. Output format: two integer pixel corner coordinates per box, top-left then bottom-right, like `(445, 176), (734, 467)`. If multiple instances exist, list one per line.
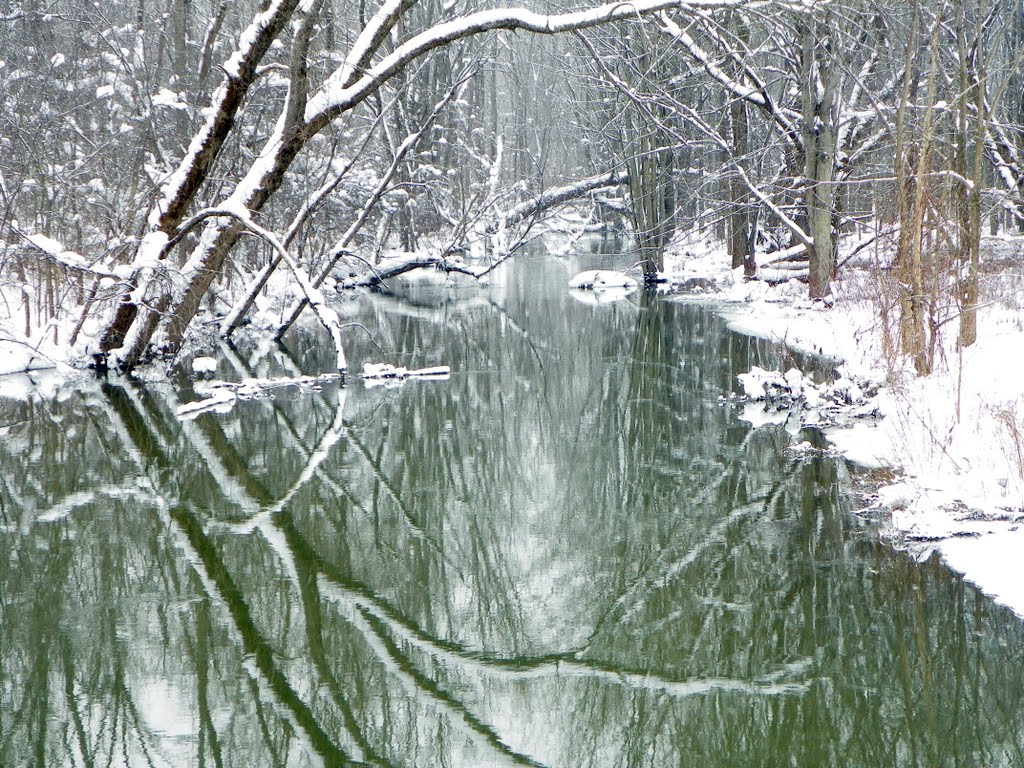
(175, 365), (451, 419)
(176, 373), (345, 420)
(361, 362), (451, 389)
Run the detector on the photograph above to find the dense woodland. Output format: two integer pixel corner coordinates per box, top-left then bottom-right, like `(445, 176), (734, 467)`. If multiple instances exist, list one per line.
(1, 0), (1022, 374)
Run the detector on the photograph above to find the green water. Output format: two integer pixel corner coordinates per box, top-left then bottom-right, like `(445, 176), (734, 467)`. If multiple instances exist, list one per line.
(2, 253), (1024, 767)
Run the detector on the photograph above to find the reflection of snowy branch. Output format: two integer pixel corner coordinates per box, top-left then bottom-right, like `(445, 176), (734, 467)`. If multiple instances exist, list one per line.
(166, 505), (365, 765)
(341, 424), (465, 572)
(33, 483), (158, 524)
(585, 456), (801, 647)
(97, 382), (360, 763)
(319, 571), (811, 705)
(267, 388), (348, 514)
(216, 341), (373, 515)
(181, 376), (459, 577)
(215, 390), (350, 528)
(269, 523), (549, 768)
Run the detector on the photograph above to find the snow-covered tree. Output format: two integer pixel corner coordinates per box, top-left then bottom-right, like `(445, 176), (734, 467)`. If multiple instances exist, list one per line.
(72, 0), (780, 372)
(2, 0), (1023, 376)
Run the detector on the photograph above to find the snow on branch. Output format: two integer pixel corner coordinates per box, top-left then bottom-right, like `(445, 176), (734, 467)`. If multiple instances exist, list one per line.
(307, 0), (784, 125)
(15, 225), (120, 279)
(181, 206), (348, 371)
(984, 117), (1024, 208)
(176, 364), (449, 418)
(218, 106), (394, 338)
(733, 163), (814, 249)
(143, 0), (304, 234)
(489, 169), (630, 233)
(272, 72), (474, 339)
(336, 0), (411, 89)
(656, 11), (800, 141)
(669, 102), (814, 250)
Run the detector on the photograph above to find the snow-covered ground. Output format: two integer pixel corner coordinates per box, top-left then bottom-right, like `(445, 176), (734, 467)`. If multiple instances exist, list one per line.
(0, 305), (79, 379)
(665, 231), (1024, 618)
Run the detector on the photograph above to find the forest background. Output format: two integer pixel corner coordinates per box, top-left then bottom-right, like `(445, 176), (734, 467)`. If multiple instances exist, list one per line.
(2, 0), (1021, 375)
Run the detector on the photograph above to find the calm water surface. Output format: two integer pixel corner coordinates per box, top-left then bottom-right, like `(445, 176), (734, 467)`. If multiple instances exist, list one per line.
(2, 252), (1024, 767)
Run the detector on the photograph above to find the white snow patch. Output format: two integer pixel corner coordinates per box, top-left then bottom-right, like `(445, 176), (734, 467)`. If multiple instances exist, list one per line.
(732, 366), (881, 432)
(27, 232), (65, 256)
(568, 270), (638, 291)
(152, 88), (188, 110)
(191, 356), (218, 375)
(361, 362), (451, 389)
(937, 530), (1024, 617)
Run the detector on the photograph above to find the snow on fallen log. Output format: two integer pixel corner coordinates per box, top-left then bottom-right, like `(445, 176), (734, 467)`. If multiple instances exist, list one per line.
(569, 270), (638, 307)
(176, 364), (451, 418)
(568, 269), (638, 291)
(338, 252), (488, 288)
(490, 169), (629, 232)
(361, 362), (451, 389)
(567, 270), (638, 304)
(176, 373), (345, 419)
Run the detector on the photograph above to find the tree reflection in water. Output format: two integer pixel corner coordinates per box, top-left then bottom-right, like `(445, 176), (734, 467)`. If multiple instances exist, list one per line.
(2, 254), (1024, 767)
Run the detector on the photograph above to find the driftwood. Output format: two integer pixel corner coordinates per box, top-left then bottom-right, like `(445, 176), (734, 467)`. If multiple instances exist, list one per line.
(176, 364), (451, 419)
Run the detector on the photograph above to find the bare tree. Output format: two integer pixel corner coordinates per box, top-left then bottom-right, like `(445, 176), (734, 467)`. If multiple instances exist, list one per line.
(85, 0), (777, 372)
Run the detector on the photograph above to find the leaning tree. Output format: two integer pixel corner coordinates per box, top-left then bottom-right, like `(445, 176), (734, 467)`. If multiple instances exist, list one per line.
(81, 0), (820, 372)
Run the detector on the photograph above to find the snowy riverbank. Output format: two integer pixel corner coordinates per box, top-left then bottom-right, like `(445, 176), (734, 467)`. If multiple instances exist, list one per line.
(4, 233), (1024, 618)
(665, 234), (1024, 618)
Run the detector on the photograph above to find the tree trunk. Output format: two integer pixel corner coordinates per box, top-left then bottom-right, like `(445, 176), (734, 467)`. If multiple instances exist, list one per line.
(955, 0), (987, 349)
(99, 0), (307, 356)
(894, 3), (942, 375)
(800, 18), (838, 299)
(729, 97), (754, 276)
(626, 109), (674, 280)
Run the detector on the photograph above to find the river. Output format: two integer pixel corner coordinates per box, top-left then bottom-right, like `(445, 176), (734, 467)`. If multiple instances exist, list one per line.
(2, 250), (1024, 767)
